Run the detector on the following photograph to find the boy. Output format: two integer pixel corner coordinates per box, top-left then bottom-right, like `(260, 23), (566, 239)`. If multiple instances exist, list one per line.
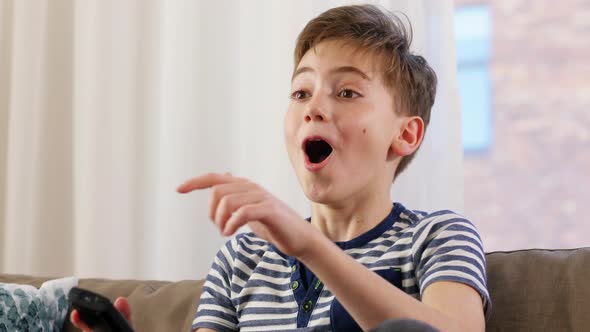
(72, 4), (490, 332)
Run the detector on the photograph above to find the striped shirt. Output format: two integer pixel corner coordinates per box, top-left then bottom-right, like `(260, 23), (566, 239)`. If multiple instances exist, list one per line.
(192, 203), (491, 331)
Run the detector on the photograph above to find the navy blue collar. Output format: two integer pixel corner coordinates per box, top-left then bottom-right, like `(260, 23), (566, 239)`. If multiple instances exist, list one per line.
(332, 202), (403, 250)
(271, 202), (404, 258)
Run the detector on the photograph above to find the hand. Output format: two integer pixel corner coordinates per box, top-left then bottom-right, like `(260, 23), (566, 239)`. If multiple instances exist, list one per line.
(177, 172), (318, 257)
(70, 297), (133, 332)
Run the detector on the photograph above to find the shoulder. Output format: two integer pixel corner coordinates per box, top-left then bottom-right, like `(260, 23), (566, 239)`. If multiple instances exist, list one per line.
(219, 232), (284, 268)
(234, 231), (271, 249)
(399, 207), (482, 245)
(219, 232), (272, 259)
(209, 232), (276, 280)
(404, 209), (487, 280)
(392, 205), (485, 261)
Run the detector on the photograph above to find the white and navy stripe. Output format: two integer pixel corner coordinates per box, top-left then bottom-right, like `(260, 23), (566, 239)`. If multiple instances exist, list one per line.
(192, 203), (491, 331)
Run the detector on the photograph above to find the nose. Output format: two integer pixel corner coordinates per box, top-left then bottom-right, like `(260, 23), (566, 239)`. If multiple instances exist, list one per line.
(305, 110), (325, 123)
(304, 94), (329, 123)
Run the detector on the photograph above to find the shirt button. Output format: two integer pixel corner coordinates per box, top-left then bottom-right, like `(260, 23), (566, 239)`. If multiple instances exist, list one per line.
(290, 281), (299, 290)
(314, 279), (322, 290)
(291, 265), (297, 272)
(302, 300), (313, 312)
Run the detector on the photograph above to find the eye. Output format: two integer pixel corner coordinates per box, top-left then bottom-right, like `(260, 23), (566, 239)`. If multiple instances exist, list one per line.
(291, 90), (310, 100)
(337, 89), (360, 99)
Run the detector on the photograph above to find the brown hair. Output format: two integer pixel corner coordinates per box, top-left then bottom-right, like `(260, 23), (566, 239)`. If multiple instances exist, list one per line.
(293, 4), (437, 179)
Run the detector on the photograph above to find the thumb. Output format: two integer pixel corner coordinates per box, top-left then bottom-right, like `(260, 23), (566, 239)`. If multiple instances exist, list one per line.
(70, 310), (92, 332)
(114, 297), (134, 326)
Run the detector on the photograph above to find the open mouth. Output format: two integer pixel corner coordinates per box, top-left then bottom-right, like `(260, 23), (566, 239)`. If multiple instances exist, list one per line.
(304, 138), (333, 164)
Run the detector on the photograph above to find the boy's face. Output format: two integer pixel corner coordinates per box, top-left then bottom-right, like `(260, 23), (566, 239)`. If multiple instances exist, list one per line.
(285, 40), (405, 204)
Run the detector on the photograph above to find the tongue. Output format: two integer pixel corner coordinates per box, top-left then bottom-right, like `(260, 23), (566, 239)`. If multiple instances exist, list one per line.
(307, 140), (332, 163)
(316, 151), (329, 163)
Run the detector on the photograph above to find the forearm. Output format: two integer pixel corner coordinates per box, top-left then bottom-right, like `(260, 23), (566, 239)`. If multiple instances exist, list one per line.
(298, 232), (465, 332)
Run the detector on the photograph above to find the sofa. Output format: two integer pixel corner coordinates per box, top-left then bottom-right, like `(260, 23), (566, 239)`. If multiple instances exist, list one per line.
(1, 248), (589, 331)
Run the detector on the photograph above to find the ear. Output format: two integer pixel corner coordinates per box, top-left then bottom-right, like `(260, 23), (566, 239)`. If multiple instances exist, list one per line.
(389, 116), (425, 158)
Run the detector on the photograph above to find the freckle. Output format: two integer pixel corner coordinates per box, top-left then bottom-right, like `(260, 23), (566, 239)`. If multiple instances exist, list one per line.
(363, 128), (366, 134)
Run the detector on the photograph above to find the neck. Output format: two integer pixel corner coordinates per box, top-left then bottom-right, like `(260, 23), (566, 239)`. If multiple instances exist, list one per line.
(310, 188), (393, 242)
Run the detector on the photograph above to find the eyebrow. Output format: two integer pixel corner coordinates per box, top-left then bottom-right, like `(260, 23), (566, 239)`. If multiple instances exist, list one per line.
(291, 66), (372, 81)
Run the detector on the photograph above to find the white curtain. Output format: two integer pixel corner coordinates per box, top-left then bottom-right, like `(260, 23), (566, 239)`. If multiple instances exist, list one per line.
(0, 0), (461, 281)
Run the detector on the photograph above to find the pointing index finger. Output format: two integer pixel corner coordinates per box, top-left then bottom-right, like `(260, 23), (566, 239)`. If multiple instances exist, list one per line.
(177, 172), (236, 193)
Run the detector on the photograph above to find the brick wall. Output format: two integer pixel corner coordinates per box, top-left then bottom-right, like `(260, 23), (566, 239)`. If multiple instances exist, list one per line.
(455, 0), (590, 250)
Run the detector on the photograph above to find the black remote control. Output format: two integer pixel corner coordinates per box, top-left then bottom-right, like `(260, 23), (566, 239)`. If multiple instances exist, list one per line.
(68, 287), (134, 332)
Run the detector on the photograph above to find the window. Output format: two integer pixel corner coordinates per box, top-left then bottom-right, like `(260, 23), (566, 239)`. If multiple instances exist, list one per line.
(454, 6), (492, 152)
